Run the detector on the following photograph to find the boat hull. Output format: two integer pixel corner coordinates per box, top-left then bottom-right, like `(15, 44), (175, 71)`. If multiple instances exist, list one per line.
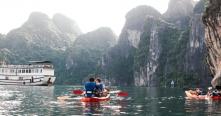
(81, 94), (110, 102)
(0, 76), (56, 86)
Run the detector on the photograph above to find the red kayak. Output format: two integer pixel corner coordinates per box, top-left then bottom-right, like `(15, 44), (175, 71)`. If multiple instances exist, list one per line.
(185, 90), (221, 100)
(211, 96), (221, 100)
(80, 94), (110, 102)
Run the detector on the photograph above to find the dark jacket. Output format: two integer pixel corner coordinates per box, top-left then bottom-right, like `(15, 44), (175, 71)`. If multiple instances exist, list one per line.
(96, 83), (104, 92)
(84, 82), (96, 97)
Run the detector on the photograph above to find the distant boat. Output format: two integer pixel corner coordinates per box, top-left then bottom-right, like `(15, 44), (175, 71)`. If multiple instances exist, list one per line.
(0, 61), (56, 86)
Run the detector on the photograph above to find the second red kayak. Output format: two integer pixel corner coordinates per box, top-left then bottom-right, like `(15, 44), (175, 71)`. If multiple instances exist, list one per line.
(185, 90), (221, 100)
(185, 90), (207, 100)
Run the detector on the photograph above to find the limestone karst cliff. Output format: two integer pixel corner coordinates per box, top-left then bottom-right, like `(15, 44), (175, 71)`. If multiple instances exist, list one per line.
(7, 12), (81, 51)
(0, 12), (116, 84)
(203, 0), (221, 87)
(0, 0), (212, 86)
(0, 12), (84, 84)
(103, 0), (210, 87)
(0, 12), (81, 64)
(63, 27), (116, 83)
(186, 0), (210, 86)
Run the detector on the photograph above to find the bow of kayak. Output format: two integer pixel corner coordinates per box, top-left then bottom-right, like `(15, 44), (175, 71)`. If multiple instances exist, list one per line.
(185, 90), (207, 100)
(185, 90), (221, 100)
(81, 94), (110, 102)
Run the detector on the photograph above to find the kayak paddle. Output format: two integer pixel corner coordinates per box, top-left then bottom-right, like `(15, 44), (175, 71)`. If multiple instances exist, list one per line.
(72, 89), (128, 97)
(110, 90), (128, 97)
(73, 90), (84, 95)
(117, 91), (128, 97)
(57, 96), (70, 100)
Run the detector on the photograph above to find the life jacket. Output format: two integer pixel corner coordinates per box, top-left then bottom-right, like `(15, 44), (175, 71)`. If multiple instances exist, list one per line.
(84, 82), (96, 97)
(96, 83), (104, 91)
(212, 90), (221, 96)
(94, 83), (104, 97)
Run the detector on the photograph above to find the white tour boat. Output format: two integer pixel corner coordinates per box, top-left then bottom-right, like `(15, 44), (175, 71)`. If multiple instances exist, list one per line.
(0, 61), (56, 86)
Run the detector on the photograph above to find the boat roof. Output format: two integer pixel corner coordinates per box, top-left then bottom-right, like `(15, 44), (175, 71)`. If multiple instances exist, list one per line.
(29, 61), (52, 64)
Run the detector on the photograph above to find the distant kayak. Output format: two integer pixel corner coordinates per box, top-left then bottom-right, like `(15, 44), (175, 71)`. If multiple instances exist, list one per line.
(185, 90), (221, 100)
(185, 90), (207, 100)
(80, 94), (110, 102)
(210, 95), (221, 100)
(57, 90), (128, 102)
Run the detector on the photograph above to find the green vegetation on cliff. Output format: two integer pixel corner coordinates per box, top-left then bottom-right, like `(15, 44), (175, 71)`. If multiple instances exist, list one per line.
(134, 31), (150, 71)
(157, 28), (189, 87)
(64, 27), (116, 84)
(0, 0), (209, 87)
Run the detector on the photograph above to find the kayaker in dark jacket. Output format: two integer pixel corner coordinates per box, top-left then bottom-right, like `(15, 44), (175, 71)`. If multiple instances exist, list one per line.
(95, 78), (105, 97)
(84, 78), (96, 97)
(196, 88), (203, 95)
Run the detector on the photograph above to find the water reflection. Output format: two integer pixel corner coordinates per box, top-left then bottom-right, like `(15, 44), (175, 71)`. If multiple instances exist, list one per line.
(2, 85), (221, 115)
(81, 98), (129, 115)
(82, 102), (102, 115)
(0, 85), (55, 115)
(56, 95), (126, 115)
(185, 97), (221, 115)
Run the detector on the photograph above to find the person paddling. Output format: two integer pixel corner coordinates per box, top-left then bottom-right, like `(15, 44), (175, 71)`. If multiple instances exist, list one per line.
(196, 88), (203, 95)
(84, 78), (96, 97)
(211, 86), (221, 97)
(95, 78), (105, 97)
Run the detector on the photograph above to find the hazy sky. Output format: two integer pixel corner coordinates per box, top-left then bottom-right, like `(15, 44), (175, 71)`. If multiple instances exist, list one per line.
(0, 0), (171, 35)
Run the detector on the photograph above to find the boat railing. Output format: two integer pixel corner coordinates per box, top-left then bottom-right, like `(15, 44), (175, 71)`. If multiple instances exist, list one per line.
(0, 64), (53, 69)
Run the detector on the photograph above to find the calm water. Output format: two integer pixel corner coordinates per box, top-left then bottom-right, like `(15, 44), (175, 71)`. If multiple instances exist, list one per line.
(0, 85), (221, 115)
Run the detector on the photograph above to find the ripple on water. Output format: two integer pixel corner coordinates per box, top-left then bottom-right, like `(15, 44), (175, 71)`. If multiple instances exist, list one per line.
(160, 107), (167, 109)
(0, 91), (21, 99)
(1, 86), (220, 115)
(135, 105), (142, 108)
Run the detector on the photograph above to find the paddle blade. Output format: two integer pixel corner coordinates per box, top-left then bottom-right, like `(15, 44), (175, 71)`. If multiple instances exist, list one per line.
(117, 91), (128, 97)
(57, 96), (70, 100)
(73, 90), (84, 95)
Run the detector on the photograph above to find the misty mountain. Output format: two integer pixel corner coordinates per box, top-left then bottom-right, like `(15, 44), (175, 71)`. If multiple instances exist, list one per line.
(53, 13), (82, 39)
(0, 0), (211, 87)
(5, 12), (80, 51)
(0, 12), (81, 64)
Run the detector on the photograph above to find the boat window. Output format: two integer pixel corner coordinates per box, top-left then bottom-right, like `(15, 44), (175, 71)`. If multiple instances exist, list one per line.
(26, 69), (28, 73)
(40, 69), (42, 73)
(10, 69), (14, 73)
(36, 69), (38, 73)
(18, 70), (21, 73)
(19, 77), (23, 80)
(22, 69), (25, 73)
(28, 69), (31, 73)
